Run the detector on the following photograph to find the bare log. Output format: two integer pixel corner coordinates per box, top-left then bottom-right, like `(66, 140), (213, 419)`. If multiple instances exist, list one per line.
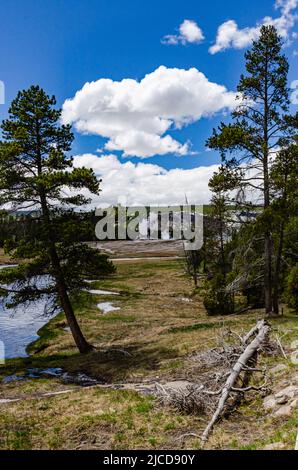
(200, 320), (270, 447)
(274, 334), (288, 360)
(242, 319), (265, 344)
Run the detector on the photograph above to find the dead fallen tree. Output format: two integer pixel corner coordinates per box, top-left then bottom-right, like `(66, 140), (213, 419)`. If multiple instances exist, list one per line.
(200, 319), (271, 446)
(156, 319), (273, 447)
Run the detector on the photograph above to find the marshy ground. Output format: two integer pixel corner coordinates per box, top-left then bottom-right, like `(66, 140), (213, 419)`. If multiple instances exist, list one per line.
(0, 250), (297, 450)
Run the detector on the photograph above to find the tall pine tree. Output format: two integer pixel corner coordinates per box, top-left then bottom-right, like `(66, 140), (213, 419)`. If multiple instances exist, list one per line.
(0, 86), (115, 353)
(207, 26), (298, 315)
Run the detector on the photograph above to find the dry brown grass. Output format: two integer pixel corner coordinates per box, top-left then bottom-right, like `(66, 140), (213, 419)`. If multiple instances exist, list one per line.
(0, 248), (13, 265)
(0, 258), (297, 450)
(21, 259), (259, 382)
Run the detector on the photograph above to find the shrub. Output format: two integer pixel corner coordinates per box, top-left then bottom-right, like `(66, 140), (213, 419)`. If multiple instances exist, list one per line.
(284, 265), (298, 312)
(203, 274), (234, 315)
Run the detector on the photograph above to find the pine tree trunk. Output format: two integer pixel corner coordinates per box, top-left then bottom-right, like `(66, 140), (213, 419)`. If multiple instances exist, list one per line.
(264, 234), (273, 314)
(194, 268), (198, 287)
(38, 185), (92, 353)
(273, 174), (288, 315)
(47, 232), (93, 353)
(272, 223), (284, 315)
(263, 165), (273, 315)
(56, 280), (93, 353)
(263, 50), (273, 316)
(202, 241), (207, 274)
(219, 209), (226, 281)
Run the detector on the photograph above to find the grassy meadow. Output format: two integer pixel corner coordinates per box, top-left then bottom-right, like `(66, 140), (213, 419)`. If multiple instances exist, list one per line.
(0, 253), (297, 450)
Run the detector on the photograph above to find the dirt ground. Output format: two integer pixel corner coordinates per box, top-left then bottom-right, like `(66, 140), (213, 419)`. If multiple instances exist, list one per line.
(91, 239), (184, 258)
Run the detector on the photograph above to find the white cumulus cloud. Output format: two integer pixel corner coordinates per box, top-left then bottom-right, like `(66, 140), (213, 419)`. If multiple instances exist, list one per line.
(209, 0), (298, 54)
(72, 153), (218, 207)
(162, 19), (205, 45)
(276, 0), (298, 15)
(62, 66), (238, 159)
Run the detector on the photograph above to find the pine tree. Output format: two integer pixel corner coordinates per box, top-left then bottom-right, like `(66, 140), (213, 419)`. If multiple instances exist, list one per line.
(0, 86), (115, 353)
(202, 170), (235, 315)
(271, 143), (298, 313)
(207, 26), (298, 315)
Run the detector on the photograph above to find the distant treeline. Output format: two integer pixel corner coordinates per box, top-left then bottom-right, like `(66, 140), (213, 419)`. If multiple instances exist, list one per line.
(0, 210), (98, 247)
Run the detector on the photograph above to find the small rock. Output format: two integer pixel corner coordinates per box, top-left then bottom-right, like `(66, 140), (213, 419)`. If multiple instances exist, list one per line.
(62, 372), (100, 387)
(291, 373), (298, 384)
(274, 399), (297, 417)
(275, 385), (298, 400)
(263, 442), (285, 450)
(279, 379), (290, 387)
(276, 395), (288, 405)
(290, 398), (298, 410)
(263, 395), (276, 410)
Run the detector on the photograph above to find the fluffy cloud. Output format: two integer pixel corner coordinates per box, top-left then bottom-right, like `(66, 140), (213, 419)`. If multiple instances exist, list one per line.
(72, 153), (218, 206)
(62, 66), (237, 158)
(209, 0), (298, 54)
(276, 0), (298, 15)
(162, 19), (204, 45)
(104, 131), (189, 157)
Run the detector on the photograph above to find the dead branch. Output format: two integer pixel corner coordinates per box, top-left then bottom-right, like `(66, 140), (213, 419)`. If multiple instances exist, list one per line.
(156, 320), (274, 448)
(174, 432), (201, 441)
(156, 383), (207, 415)
(200, 319), (271, 447)
(274, 334), (288, 359)
(231, 380), (268, 393)
(242, 321), (264, 344)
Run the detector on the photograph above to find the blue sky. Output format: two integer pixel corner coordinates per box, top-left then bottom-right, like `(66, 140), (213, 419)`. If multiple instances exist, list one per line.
(0, 0), (297, 204)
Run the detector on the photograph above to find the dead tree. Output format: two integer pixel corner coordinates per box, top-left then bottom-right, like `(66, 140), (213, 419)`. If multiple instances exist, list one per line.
(200, 320), (270, 447)
(156, 320), (274, 447)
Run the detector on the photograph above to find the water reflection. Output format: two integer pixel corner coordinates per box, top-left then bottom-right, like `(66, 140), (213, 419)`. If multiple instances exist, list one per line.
(0, 267), (56, 359)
